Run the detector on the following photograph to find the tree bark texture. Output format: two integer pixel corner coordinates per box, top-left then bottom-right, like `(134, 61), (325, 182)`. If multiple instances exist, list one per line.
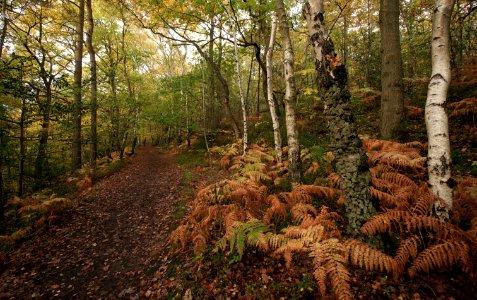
(34, 84), (52, 188)
(234, 30), (248, 155)
(72, 0), (85, 170)
(19, 97), (26, 197)
(194, 43), (241, 139)
(0, 125), (4, 220)
(379, 0), (404, 139)
(275, 0), (301, 182)
(86, 0), (97, 167)
(266, 11), (282, 162)
(426, 0), (455, 218)
(0, 0), (8, 58)
(304, 0), (376, 235)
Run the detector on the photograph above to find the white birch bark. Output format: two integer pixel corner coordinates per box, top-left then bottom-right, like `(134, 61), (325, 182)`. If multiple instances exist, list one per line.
(275, 0), (300, 182)
(266, 11), (282, 162)
(234, 29), (248, 155)
(426, 0), (455, 218)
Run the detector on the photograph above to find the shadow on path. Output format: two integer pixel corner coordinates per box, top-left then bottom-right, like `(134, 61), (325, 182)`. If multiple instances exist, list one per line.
(0, 146), (183, 299)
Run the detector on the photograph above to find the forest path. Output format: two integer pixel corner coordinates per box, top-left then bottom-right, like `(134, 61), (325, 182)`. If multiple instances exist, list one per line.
(0, 146), (183, 299)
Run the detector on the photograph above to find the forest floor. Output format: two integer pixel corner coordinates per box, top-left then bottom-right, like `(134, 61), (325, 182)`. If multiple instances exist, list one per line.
(0, 146), (184, 299)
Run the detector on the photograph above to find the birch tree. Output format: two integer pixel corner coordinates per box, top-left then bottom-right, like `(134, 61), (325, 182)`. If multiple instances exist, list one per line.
(304, 0), (376, 235)
(234, 28), (248, 155)
(266, 11), (282, 162)
(275, 0), (300, 182)
(426, 0), (455, 218)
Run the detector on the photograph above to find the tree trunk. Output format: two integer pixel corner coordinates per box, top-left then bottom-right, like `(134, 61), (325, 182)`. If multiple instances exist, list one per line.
(257, 63), (261, 117)
(266, 12), (282, 163)
(18, 97), (26, 197)
(0, 0), (8, 58)
(245, 52), (254, 114)
(276, 0), (301, 182)
(0, 125), (5, 220)
(257, 0), (281, 117)
(304, 0), (376, 235)
(342, 15), (348, 65)
(201, 60), (212, 163)
(234, 27), (248, 155)
(72, 0), (85, 170)
(426, 0), (455, 219)
(193, 44), (241, 139)
(86, 0), (97, 167)
(35, 84), (52, 189)
(121, 25), (133, 99)
(380, 0), (404, 138)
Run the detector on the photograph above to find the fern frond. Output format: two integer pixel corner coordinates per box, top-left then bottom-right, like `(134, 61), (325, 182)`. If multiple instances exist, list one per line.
(453, 177), (477, 225)
(223, 205), (245, 233)
(361, 211), (469, 241)
(313, 266), (327, 298)
(215, 219), (270, 260)
(193, 233), (207, 252)
(369, 187), (400, 208)
(295, 185), (338, 200)
(380, 172), (418, 189)
(241, 162), (267, 173)
(228, 185), (265, 204)
(290, 203), (318, 223)
(220, 156), (231, 169)
(327, 172), (341, 188)
(404, 105), (424, 119)
(394, 235), (421, 275)
(411, 187), (438, 215)
(274, 239), (308, 268)
(364, 139), (424, 152)
(264, 232), (288, 250)
(241, 170), (272, 184)
(240, 149), (273, 164)
(309, 207), (344, 237)
(368, 151), (425, 169)
(408, 241), (470, 277)
(169, 224), (190, 249)
(449, 97), (477, 117)
(263, 195), (288, 225)
(371, 177), (395, 193)
(201, 205), (221, 228)
(304, 162), (320, 177)
(282, 225), (326, 242)
(310, 239), (352, 300)
(280, 191), (312, 206)
(344, 239), (396, 274)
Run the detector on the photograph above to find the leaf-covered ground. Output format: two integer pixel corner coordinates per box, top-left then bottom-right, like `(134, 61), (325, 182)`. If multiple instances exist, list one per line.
(0, 146), (183, 299)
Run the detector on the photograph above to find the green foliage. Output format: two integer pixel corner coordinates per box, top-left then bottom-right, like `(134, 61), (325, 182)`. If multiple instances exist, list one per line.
(215, 219), (270, 263)
(175, 150), (208, 169)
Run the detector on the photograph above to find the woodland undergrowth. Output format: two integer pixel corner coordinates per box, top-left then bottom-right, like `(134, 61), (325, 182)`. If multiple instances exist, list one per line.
(0, 156), (127, 260)
(169, 138), (477, 299)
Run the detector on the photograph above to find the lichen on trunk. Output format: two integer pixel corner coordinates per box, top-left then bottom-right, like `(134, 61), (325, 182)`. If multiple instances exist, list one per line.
(304, 0), (376, 235)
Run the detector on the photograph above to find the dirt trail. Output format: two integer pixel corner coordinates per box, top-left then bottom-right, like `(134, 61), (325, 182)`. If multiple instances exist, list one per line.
(0, 146), (183, 299)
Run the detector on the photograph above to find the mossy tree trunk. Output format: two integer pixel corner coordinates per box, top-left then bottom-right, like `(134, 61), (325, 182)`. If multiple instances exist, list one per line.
(304, 0), (377, 235)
